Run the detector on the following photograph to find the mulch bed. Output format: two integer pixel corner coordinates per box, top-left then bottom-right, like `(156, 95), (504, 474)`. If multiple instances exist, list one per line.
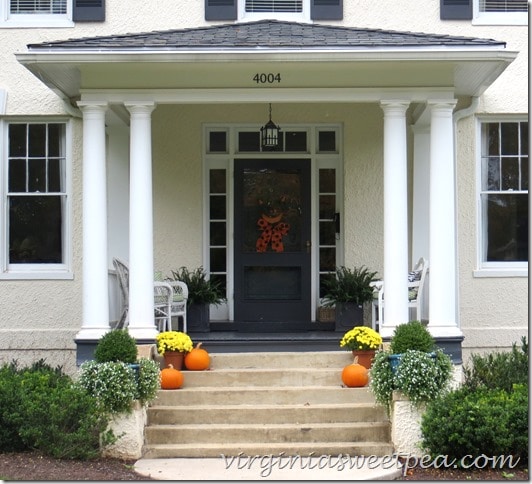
(0, 452), (528, 481)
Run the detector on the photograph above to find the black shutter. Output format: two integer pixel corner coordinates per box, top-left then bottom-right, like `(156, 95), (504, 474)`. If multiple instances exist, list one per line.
(440, 0), (472, 19)
(311, 0), (343, 20)
(205, 0), (237, 20)
(72, 0), (105, 22)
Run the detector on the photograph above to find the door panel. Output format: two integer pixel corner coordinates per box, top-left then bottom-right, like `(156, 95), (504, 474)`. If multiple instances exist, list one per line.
(234, 159), (311, 330)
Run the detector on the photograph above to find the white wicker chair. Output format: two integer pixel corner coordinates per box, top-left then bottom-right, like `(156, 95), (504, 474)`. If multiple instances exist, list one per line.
(370, 257), (429, 330)
(113, 257), (177, 332)
(166, 280), (188, 333)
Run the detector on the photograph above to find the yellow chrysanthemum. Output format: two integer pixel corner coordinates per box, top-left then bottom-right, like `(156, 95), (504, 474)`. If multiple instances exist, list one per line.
(339, 326), (382, 351)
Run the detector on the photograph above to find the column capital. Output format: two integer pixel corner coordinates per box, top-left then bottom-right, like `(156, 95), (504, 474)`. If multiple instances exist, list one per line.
(77, 101), (108, 111)
(124, 101), (156, 115)
(380, 100), (410, 117)
(427, 99), (458, 112)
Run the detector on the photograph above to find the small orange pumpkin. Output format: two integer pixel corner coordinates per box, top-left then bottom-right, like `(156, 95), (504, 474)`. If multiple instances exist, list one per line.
(160, 364), (184, 389)
(184, 342), (210, 371)
(341, 357), (368, 388)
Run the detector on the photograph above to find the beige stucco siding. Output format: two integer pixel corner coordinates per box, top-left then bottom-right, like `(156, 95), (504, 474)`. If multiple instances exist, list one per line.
(0, 0), (527, 372)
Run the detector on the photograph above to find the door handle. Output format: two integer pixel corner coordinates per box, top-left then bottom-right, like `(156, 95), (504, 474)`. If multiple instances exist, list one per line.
(306, 240), (311, 253)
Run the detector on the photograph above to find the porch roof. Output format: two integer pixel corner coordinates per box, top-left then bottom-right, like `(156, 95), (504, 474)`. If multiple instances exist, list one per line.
(27, 19), (505, 51)
(16, 20), (516, 104)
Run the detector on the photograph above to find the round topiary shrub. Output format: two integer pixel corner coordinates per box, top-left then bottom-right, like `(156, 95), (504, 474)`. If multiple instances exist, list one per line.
(94, 329), (138, 364)
(390, 320), (435, 354)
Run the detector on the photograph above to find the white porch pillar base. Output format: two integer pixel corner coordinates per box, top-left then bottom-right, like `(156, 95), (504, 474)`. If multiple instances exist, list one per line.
(76, 102), (110, 341)
(428, 100), (462, 338)
(380, 101), (410, 338)
(125, 102), (158, 340)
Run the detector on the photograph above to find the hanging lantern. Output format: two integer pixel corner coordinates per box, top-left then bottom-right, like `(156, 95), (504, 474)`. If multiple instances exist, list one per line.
(260, 103), (281, 151)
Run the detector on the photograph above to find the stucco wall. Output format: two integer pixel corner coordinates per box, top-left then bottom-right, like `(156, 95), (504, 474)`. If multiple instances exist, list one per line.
(0, 1), (527, 372)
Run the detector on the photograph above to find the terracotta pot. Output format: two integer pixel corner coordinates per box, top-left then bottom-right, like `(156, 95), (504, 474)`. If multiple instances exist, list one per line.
(352, 349), (376, 369)
(163, 351), (185, 370)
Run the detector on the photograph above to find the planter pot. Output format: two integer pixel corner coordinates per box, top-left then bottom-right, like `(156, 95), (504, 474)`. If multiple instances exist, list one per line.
(388, 354), (402, 374)
(187, 304), (210, 332)
(127, 363), (140, 383)
(334, 302), (364, 332)
(163, 351), (185, 370)
(352, 350), (376, 369)
(388, 352), (436, 374)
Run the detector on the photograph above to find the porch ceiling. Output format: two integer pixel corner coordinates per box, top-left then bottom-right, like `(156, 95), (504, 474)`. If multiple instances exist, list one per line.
(15, 20), (516, 104)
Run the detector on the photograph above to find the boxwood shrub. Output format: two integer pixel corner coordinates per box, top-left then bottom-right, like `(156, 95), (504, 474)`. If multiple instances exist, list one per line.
(420, 384), (528, 463)
(421, 339), (528, 465)
(0, 360), (113, 459)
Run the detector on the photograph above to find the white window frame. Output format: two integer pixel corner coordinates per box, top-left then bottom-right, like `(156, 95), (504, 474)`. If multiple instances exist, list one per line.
(238, 0), (311, 22)
(474, 116), (528, 278)
(0, 0), (74, 28)
(0, 118), (73, 280)
(473, 0), (528, 26)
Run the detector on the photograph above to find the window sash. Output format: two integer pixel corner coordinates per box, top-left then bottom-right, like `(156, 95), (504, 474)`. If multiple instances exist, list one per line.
(245, 0), (302, 12)
(5, 122), (67, 268)
(479, 0), (528, 12)
(10, 0), (67, 14)
(479, 120), (529, 266)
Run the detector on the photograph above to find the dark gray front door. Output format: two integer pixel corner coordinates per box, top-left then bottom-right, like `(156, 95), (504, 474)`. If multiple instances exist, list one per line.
(234, 159), (311, 331)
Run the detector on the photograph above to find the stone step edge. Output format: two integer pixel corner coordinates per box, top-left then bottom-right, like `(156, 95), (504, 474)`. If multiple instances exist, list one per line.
(146, 422), (389, 431)
(142, 441), (394, 452)
(156, 385), (369, 391)
(185, 367), (351, 373)
(149, 402), (381, 410)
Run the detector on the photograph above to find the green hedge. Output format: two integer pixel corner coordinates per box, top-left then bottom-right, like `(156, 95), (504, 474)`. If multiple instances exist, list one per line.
(420, 384), (528, 462)
(0, 360), (113, 459)
(421, 339), (528, 465)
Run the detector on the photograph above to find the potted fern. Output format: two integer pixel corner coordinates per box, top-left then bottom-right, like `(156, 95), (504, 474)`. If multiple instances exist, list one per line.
(322, 265), (379, 332)
(169, 266), (226, 332)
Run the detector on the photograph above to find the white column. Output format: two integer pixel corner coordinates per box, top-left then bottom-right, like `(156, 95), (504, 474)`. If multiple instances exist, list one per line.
(76, 102), (110, 340)
(125, 102), (158, 340)
(428, 100), (461, 336)
(380, 101), (410, 338)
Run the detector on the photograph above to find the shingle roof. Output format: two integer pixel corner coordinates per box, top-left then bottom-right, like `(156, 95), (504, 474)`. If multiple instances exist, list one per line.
(27, 19), (505, 50)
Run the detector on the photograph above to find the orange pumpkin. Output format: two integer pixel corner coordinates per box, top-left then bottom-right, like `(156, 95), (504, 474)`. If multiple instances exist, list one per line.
(184, 342), (210, 371)
(160, 364), (184, 389)
(341, 357), (368, 387)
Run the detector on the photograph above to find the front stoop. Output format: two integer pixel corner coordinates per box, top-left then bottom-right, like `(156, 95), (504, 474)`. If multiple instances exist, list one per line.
(142, 351), (393, 458)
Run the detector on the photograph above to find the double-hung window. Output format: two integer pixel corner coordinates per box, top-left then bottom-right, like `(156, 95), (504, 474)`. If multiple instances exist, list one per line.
(1, 0), (105, 27)
(2, 121), (71, 278)
(1, 0), (72, 27)
(441, 0), (527, 24)
(474, 0), (528, 25)
(239, 0), (308, 21)
(479, 120), (528, 272)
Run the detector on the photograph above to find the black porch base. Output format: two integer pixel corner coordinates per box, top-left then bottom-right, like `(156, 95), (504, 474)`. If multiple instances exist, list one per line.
(75, 324), (463, 365)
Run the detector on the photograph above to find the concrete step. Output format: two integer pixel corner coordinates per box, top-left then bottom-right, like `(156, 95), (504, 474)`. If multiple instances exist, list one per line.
(142, 441), (395, 459)
(207, 350), (354, 369)
(152, 386), (375, 406)
(147, 402), (387, 425)
(143, 351), (391, 459)
(179, 367), (351, 387)
(145, 421), (390, 444)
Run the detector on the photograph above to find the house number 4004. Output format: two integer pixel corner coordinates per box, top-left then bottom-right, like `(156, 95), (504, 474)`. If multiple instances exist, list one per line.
(253, 73), (282, 84)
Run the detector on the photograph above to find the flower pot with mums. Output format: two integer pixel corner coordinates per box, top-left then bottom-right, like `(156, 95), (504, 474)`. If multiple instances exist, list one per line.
(339, 326), (382, 369)
(156, 331), (194, 370)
